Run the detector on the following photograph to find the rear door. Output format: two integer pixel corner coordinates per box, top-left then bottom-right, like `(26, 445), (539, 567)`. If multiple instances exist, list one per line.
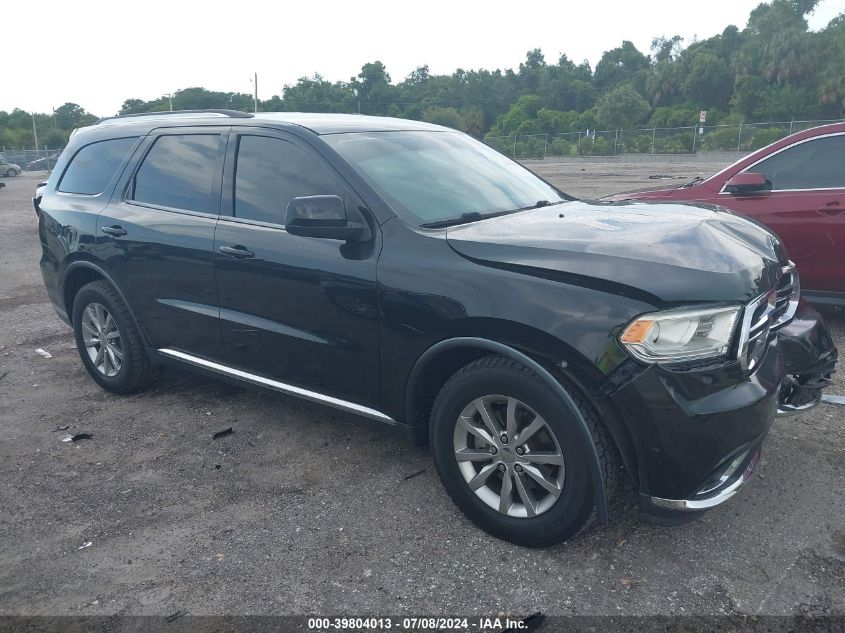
(97, 127), (228, 358)
(213, 129), (381, 407)
(718, 133), (845, 294)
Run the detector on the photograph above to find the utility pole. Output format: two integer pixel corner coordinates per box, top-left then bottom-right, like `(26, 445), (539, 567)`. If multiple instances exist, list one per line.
(31, 112), (39, 151)
(253, 72), (258, 113)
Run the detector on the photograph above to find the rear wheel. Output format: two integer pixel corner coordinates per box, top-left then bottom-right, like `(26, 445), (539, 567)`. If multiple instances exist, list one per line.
(72, 280), (157, 394)
(430, 355), (615, 547)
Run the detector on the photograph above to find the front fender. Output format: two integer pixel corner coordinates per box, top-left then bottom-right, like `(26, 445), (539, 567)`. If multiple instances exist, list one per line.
(406, 336), (610, 525)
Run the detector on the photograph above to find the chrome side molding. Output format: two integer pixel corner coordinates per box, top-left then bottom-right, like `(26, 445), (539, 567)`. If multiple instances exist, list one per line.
(157, 348), (396, 425)
(776, 392), (822, 417)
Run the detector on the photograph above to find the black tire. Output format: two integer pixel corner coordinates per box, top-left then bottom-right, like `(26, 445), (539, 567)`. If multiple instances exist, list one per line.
(430, 355), (617, 547)
(72, 280), (157, 394)
(6, 169), (13, 177)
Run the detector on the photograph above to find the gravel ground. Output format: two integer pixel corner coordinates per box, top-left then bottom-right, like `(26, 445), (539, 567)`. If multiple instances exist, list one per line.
(0, 164), (843, 618)
(527, 154), (736, 199)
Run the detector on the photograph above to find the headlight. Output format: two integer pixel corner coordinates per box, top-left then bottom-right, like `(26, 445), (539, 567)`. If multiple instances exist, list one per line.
(620, 306), (740, 364)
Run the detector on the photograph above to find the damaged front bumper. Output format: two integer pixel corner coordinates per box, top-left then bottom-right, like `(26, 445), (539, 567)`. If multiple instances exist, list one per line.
(634, 299), (836, 524)
(775, 300), (838, 417)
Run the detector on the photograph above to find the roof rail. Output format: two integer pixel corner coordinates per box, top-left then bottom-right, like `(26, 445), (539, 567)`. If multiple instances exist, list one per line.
(96, 109), (254, 124)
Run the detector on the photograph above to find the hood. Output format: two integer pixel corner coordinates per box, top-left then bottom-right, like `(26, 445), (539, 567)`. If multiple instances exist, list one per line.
(445, 200), (783, 305)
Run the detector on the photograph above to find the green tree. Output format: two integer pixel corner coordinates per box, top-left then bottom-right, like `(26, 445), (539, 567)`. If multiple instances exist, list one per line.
(816, 12), (845, 116)
(53, 103), (97, 129)
(421, 106), (464, 130)
(683, 52), (733, 108)
(352, 61), (393, 115)
(594, 41), (650, 92)
(279, 75), (356, 112)
(119, 99), (148, 115)
(651, 35), (684, 63)
(595, 84), (650, 129)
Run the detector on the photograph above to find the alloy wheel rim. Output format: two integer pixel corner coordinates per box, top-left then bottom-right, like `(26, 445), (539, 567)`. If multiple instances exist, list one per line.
(453, 395), (565, 518)
(81, 302), (123, 377)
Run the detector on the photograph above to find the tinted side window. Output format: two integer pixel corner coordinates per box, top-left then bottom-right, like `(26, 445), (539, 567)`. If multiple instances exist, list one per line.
(131, 134), (220, 212)
(58, 137), (138, 195)
(234, 135), (342, 224)
(752, 135), (845, 190)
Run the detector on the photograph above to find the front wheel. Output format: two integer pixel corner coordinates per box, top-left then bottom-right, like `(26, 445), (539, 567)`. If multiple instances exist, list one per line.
(6, 169), (14, 177)
(430, 356), (615, 547)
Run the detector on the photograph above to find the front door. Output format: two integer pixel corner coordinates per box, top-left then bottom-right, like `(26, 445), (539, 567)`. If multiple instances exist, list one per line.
(213, 130), (381, 407)
(719, 133), (845, 295)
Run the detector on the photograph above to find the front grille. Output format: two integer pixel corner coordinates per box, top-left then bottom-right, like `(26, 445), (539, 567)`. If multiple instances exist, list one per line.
(772, 262), (799, 330)
(742, 292), (775, 370)
(738, 261), (800, 371)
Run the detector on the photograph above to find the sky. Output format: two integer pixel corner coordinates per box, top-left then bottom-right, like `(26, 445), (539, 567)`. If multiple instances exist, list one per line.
(3, 0), (842, 117)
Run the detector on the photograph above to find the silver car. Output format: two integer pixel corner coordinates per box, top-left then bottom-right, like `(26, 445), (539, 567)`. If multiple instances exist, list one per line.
(0, 160), (21, 176)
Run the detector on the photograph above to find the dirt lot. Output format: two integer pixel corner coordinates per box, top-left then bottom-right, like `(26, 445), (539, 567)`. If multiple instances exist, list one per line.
(0, 163), (843, 618)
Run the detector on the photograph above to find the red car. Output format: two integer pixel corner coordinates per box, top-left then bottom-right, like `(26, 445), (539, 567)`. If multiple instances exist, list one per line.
(606, 123), (845, 305)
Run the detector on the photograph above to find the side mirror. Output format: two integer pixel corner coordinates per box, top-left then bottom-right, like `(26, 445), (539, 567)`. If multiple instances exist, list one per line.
(285, 195), (369, 241)
(725, 172), (770, 194)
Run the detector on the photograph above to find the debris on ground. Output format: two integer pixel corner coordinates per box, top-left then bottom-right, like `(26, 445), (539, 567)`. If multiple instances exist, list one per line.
(35, 348), (52, 358)
(212, 427), (234, 440)
(62, 433), (93, 443)
(403, 469), (426, 480)
(166, 610), (186, 623)
(77, 541), (93, 550)
(503, 612), (544, 632)
(0, 371), (7, 382)
(822, 394), (845, 405)
(53, 425), (70, 432)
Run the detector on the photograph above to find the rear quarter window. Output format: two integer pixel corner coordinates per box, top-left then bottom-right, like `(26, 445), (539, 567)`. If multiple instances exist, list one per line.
(58, 137), (138, 195)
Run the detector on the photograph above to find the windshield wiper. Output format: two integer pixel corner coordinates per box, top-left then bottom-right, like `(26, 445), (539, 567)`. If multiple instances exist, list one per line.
(421, 212), (484, 229)
(524, 199), (567, 209)
(420, 200), (566, 229)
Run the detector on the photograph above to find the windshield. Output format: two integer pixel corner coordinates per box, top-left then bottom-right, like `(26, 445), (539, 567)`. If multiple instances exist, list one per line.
(322, 131), (566, 226)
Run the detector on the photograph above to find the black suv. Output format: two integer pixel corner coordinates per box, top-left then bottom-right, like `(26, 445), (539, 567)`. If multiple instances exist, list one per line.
(36, 110), (837, 546)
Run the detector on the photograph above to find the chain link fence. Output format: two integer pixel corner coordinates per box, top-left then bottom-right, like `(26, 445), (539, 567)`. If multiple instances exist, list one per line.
(0, 148), (63, 172)
(2, 117), (843, 168)
(485, 118), (845, 160)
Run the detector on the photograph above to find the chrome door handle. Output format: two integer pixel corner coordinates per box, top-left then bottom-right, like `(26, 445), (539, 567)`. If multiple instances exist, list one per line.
(219, 245), (255, 259)
(101, 225), (127, 237)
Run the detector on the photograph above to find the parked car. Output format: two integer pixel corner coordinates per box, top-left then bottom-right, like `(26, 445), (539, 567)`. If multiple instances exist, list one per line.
(0, 159), (21, 177)
(35, 110), (837, 546)
(605, 123), (845, 306)
(25, 155), (61, 171)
